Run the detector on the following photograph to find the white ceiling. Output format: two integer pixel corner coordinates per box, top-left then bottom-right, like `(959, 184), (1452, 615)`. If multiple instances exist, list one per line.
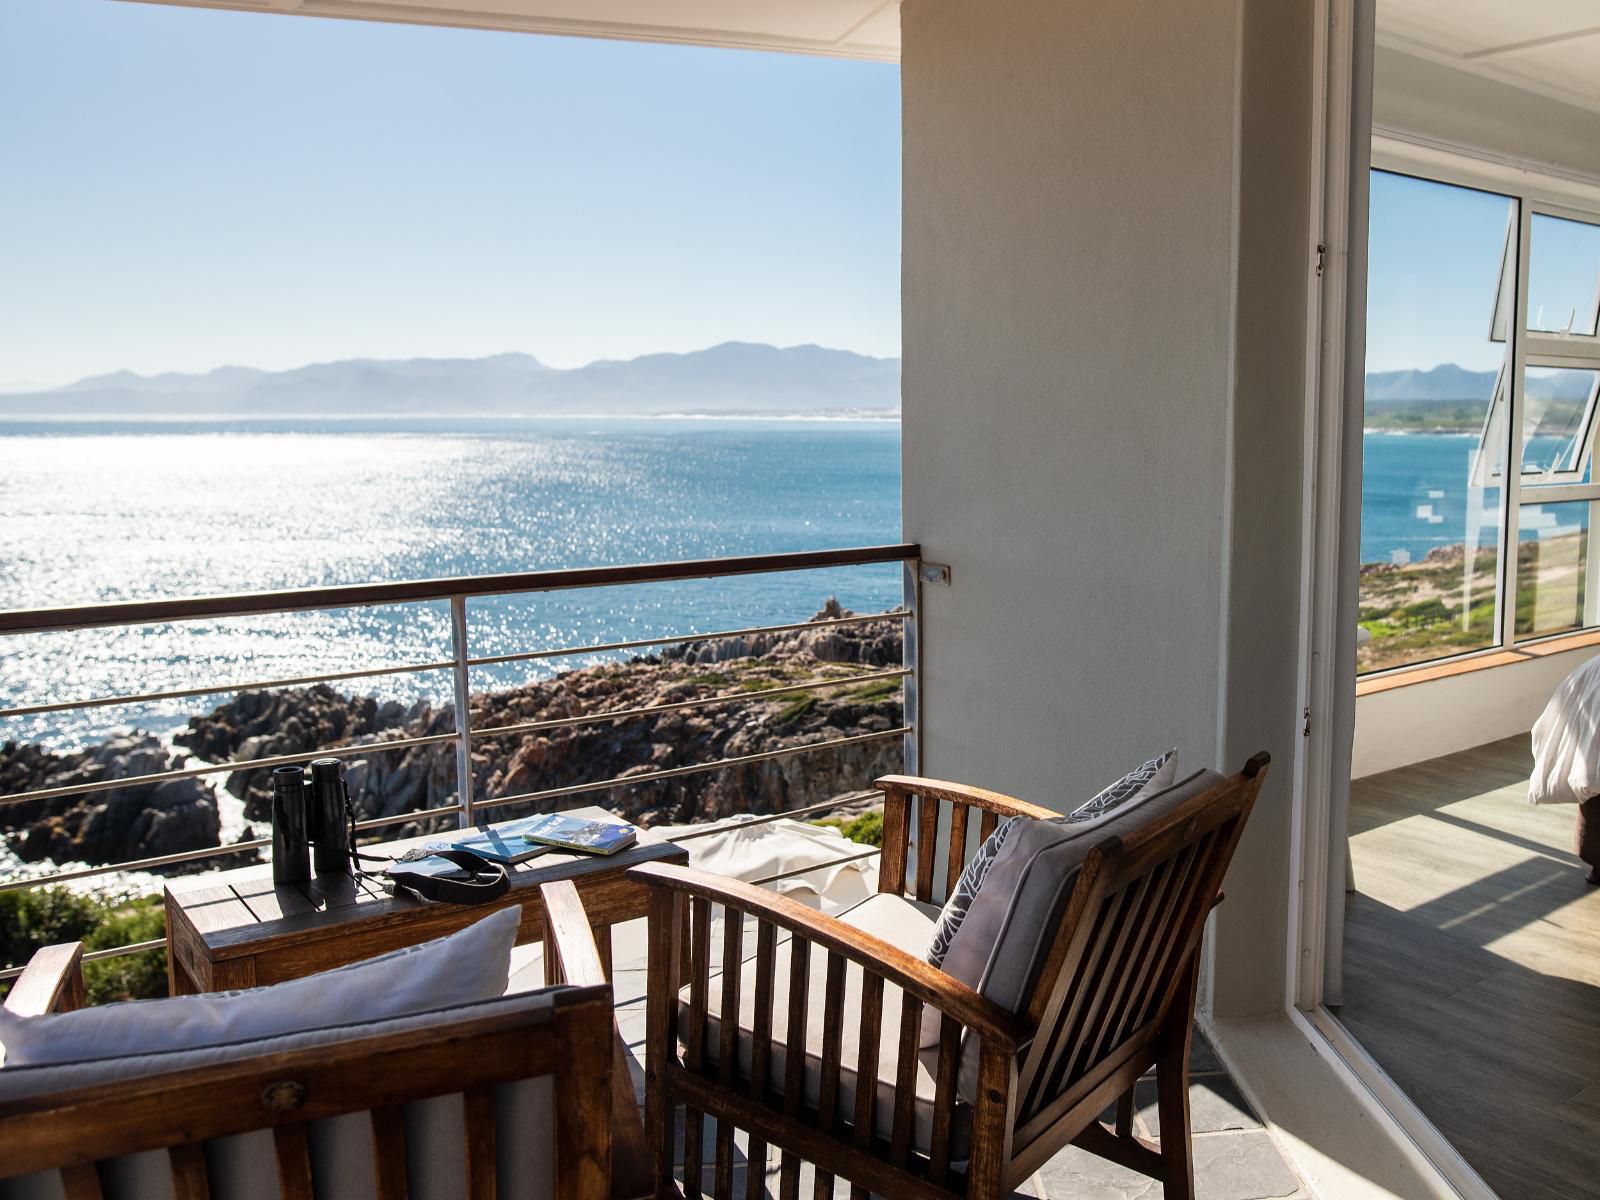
(128, 0), (901, 61)
(1379, 0), (1600, 113)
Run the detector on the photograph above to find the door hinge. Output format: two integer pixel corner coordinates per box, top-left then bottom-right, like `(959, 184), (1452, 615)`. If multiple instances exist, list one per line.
(1302, 705), (1312, 737)
(1315, 243), (1327, 278)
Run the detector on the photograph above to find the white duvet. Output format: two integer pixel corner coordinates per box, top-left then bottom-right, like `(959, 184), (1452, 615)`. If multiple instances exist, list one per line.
(1529, 653), (1600, 806)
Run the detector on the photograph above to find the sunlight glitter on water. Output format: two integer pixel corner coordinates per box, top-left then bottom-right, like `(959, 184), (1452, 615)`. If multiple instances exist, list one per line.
(0, 418), (903, 749)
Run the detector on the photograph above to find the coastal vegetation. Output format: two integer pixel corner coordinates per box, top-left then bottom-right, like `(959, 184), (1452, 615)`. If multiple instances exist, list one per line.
(1362, 403), (1488, 434)
(0, 888), (166, 1004)
(1358, 534), (1587, 672)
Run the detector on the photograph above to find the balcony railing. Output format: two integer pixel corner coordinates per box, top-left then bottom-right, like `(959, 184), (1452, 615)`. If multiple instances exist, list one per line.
(0, 544), (923, 982)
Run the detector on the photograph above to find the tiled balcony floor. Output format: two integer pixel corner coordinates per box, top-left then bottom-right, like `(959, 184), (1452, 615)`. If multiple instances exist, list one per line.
(512, 918), (1309, 1199)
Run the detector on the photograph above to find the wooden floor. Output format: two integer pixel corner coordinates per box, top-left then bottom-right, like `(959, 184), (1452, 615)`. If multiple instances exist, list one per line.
(1342, 736), (1600, 1200)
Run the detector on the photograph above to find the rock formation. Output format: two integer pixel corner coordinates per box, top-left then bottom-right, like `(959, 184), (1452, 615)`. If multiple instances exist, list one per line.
(1, 602), (905, 871)
(0, 734), (219, 866)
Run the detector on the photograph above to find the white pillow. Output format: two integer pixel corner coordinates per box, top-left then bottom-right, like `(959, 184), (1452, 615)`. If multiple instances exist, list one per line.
(0, 905), (521, 1068)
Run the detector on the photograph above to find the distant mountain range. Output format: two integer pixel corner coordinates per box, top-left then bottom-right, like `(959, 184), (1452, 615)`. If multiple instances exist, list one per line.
(1365, 362), (1592, 402)
(0, 343), (901, 417)
(6, 355), (1581, 422)
(1363, 362), (1592, 433)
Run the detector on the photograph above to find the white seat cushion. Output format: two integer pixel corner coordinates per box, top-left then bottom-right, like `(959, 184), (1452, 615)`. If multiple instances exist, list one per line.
(0, 906), (521, 1069)
(679, 893), (972, 1159)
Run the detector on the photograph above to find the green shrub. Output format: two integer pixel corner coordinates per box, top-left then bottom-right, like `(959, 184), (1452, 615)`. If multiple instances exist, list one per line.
(844, 679), (901, 702)
(811, 810), (883, 847)
(0, 887), (167, 1006)
(83, 896), (168, 1004)
(775, 693), (817, 724)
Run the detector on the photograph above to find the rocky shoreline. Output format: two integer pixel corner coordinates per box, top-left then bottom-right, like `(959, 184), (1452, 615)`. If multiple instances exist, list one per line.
(0, 601), (904, 874)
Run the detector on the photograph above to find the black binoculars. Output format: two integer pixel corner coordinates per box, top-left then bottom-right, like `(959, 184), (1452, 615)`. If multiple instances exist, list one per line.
(270, 758), (353, 884)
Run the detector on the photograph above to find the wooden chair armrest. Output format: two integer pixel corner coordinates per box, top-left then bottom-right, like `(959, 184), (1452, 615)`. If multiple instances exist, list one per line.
(875, 775), (1060, 820)
(4, 942), (85, 1016)
(538, 881), (608, 990)
(535, 882), (649, 1200)
(628, 861), (1025, 1050)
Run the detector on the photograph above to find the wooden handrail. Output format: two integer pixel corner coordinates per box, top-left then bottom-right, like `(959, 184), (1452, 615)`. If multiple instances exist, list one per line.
(0, 543), (922, 635)
(627, 861), (1025, 1048)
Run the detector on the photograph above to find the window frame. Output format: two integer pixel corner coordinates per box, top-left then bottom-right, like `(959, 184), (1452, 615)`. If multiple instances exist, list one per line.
(1362, 147), (1600, 680)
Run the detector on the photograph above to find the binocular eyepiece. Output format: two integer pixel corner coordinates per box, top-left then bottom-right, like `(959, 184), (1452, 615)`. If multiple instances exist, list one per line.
(270, 758), (352, 885)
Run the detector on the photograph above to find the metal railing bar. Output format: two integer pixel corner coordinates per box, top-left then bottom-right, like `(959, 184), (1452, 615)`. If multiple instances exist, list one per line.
(471, 726), (910, 814)
(0, 731), (461, 809)
(663, 790), (885, 843)
(0, 658), (457, 721)
(472, 668), (908, 741)
(463, 610), (910, 670)
(0, 611), (910, 725)
(354, 805), (465, 835)
(0, 804), (465, 894)
(0, 800), (876, 975)
(0, 938), (169, 983)
(449, 594), (475, 830)
(0, 545), (921, 636)
(0, 847), (881, 979)
(749, 847), (882, 888)
(0, 839), (269, 892)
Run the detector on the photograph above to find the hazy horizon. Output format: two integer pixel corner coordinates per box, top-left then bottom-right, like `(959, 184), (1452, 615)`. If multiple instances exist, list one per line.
(0, 340), (899, 396)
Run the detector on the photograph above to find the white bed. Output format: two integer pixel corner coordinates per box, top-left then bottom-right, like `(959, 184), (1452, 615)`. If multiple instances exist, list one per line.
(1529, 653), (1600, 807)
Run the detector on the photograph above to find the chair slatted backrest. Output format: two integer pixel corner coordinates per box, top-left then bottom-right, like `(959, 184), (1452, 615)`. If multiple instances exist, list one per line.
(1013, 757), (1266, 1139)
(0, 985), (615, 1200)
(1, 880), (621, 1200)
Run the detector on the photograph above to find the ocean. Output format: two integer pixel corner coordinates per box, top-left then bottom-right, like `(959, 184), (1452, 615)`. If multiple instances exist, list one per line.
(1, 418), (1565, 751)
(1362, 430), (1588, 568)
(0, 417), (902, 749)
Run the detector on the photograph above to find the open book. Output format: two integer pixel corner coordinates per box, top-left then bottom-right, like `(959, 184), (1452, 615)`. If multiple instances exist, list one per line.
(451, 817), (557, 864)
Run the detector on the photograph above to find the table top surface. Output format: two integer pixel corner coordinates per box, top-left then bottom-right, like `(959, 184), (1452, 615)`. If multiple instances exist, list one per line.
(165, 806), (686, 956)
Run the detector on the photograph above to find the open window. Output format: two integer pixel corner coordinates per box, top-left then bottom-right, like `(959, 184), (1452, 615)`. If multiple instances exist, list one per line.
(1474, 210), (1600, 492)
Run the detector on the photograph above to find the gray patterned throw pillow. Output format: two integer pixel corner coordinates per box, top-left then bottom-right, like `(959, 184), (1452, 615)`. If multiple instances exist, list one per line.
(1062, 748), (1177, 822)
(926, 816), (1020, 968)
(923, 749), (1177, 969)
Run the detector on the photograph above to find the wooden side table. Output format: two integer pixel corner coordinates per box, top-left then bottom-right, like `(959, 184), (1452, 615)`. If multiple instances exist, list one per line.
(163, 806), (687, 994)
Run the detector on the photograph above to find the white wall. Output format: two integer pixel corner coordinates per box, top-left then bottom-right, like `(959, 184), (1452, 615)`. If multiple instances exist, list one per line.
(901, 0), (1312, 1019)
(1353, 644), (1600, 778)
(1374, 45), (1600, 179)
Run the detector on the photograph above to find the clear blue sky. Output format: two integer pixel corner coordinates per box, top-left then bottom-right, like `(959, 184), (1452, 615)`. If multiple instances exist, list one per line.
(0, 0), (900, 389)
(1366, 169), (1600, 375)
(1365, 170), (1511, 375)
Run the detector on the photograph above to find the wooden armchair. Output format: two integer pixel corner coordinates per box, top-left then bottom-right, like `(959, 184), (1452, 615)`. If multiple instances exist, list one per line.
(628, 754), (1269, 1200)
(0, 881), (616, 1200)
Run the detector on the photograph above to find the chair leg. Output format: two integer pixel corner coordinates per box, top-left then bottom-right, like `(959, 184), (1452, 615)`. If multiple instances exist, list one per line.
(1114, 1088), (1136, 1139)
(1155, 960), (1199, 1200)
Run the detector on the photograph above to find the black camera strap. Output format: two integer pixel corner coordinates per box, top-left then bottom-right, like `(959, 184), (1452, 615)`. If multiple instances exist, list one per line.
(343, 799), (510, 905)
(380, 848), (512, 905)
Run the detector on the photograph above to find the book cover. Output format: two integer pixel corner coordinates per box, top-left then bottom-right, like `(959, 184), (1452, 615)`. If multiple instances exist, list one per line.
(452, 818), (557, 864)
(519, 812), (639, 856)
